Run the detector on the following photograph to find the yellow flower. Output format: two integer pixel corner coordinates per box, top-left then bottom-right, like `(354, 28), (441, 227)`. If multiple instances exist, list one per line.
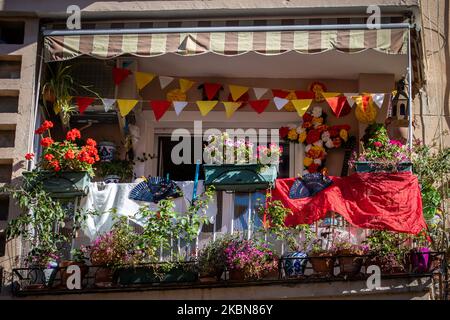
(303, 157), (313, 167)
(312, 117), (323, 126)
(298, 131), (307, 143)
(340, 129), (348, 142)
(287, 128), (298, 141)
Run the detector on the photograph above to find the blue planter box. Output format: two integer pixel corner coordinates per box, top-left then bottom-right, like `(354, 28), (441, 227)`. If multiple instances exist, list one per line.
(354, 161), (413, 173)
(23, 171), (90, 198)
(203, 164), (277, 192)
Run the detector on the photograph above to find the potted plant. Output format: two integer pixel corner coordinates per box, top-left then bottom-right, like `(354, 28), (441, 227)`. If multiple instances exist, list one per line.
(198, 234), (237, 282)
(57, 247), (89, 289)
(349, 123), (412, 173)
(364, 230), (409, 274)
(203, 133), (281, 192)
(24, 121), (99, 198)
(97, 141), (117, 162)
(41, 63), (99, 127)
(95, 159), (135, 183)
(308, 240), (335, 277)
(332, 242), (368, 277)
(224, 238), (278, 281)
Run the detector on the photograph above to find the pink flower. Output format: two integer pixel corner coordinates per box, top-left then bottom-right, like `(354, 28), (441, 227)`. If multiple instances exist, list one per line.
(373, 141), (383, 148)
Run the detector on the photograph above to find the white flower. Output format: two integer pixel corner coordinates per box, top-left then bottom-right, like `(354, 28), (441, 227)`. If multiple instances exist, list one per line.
(313, 159), (322, 165)
(325, 140), (334, 149)
(303, 170), (310, 176)
(312, 106), (322, 118)
(296, 127), (305, 134)
(305, 144), (312, 152)
(322, 131), (331, 141)
(313, 140), (323, 148)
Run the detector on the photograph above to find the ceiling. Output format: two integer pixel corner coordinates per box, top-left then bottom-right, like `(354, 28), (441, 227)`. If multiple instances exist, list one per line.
(137, 50), (408, 81)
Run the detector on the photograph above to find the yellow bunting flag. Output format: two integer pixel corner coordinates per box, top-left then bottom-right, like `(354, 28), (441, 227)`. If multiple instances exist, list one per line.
(179, 78), (195, 93)
(229, 85), (249, 101)
(291, 99), (313, 117)
(196, 100), (218, 116)
(134, 72), (155, 90)
(321, 92), (341, 99)
(117, 99), (139, 117)
(223, 101), (241, 119)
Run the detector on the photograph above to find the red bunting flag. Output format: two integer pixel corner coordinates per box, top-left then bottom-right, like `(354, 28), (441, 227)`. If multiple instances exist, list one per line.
(112, 67), (132, 86)
(249, 99), (270, 114)
(150, 100), (171, 121)
(362, 95), (371, 112)
(272, 89), (289, 98)
(295, 91), (315, 99)
(204, 83), (222, 100)
(325, 96), (352, 118)
(76, 97), (95, 114)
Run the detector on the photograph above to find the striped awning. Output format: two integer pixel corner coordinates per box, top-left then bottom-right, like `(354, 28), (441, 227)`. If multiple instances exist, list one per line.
(43, 18), (409, 62)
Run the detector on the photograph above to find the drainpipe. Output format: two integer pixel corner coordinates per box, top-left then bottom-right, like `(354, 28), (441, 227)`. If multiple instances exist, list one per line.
(407, 28), (413, 149)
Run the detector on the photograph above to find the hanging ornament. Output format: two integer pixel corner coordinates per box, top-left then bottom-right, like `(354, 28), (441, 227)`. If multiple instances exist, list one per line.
(308, 81), (327, 102)
(166, 88), (187, 102)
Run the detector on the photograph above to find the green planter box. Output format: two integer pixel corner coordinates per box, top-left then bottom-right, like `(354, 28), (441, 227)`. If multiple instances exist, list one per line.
(203, 164), (277, 192)
(117, 266), (198, 285)
(354, 161), (413, 173)
(23, 171), (90, 198)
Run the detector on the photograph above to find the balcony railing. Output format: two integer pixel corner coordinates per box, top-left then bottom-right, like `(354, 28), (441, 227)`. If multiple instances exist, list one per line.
(11, 252), (447, 297)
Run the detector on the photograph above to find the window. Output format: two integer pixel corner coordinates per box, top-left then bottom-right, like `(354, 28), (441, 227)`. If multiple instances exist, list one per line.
(232, 192), (265, 237)
(0, 21), (24, 44)
(0, 196), (8, 220)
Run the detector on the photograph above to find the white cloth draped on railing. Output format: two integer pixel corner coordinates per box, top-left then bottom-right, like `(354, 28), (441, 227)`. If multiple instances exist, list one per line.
(78, 180), (217, 241)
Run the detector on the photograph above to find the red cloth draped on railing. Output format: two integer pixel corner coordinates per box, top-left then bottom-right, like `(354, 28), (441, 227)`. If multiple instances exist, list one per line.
(272, 172), (426, 234)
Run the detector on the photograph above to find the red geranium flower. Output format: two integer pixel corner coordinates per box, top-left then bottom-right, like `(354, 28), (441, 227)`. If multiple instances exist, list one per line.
(308, 163), (320, 173)
(279, 127), (290, 139)
(64, 149), (76, 160)
(25, 153), (34, 160)
(44, 153), (54, 161)
(303, 113), (313, 122)
(50, 160), (61, 172)
(86, 138), (97, 147)
(35, 120), (54, 135)
(40, 137), (54, 147)
(66, 128), (81, 141)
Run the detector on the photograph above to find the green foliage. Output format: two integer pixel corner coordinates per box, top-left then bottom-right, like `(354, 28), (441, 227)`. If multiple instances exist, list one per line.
(94, 159), (135, 182)
(198, 234), (237, 277)
(1, 174), (93, 266)
(364, 230), (409, 260)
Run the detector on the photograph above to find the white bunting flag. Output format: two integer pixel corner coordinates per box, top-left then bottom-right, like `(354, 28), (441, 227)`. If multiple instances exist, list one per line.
(102, 98), (116, 112)
(344, 93), (359, 107)
(372, 93), (385, 109)
(273, 97), (289, 110)
(253, 88), (269, 100)
(159, 76), (174, 89)
(173, 101), (188, 116)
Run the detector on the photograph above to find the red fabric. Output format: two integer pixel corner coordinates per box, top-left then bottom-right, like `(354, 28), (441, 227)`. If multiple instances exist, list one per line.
(249, 99), (270, 114)
(75, 97), (95, 114)
(325, 96), (351, 118)
(272, 173), (426, 234)
(150, 100), (171, 121)
(112, 67), (131, 86)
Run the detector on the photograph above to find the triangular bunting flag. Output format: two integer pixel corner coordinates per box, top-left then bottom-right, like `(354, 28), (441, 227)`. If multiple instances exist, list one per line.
(76, 97), (95, 114)
(321, 92), (342, 99)
(117, 99), (138, 117)
(135, 72), (155, 90)
(179, 79), (195, 93)
(295, 91), (315, 99)
(325, 96), (351, 118)
(159, 76), (174, 89)
(249, 99), (270, 114)
(197, 101), (218, 116)
(291, 99), (313, 117)
(112, 67), (131, 86)
(344, 93), (359, 107)
(173, 101), (188, 116)
(272, 89), (289, 98)
(372, 93), (385, 109)
(204, 83), (222, 100)
(102, 98), (116, 112)
(150, 100), (171, 121)
(223, 101), (241, 119)
(253, 88), (268, 99)
(229, 85), (249, 101)
(273, 97), (289, 110)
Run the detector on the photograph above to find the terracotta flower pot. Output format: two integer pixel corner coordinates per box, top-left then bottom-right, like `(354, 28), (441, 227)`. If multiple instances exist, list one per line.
(309, 254), (335, 276)
(228, 269), (246, 281)
(43, 87), (56, 103)
(94, 267), (115, 287)
(337, 250), (364, 276)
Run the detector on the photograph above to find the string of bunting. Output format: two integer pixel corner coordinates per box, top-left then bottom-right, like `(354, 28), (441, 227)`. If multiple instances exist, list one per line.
(63, 67), (393, 121)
